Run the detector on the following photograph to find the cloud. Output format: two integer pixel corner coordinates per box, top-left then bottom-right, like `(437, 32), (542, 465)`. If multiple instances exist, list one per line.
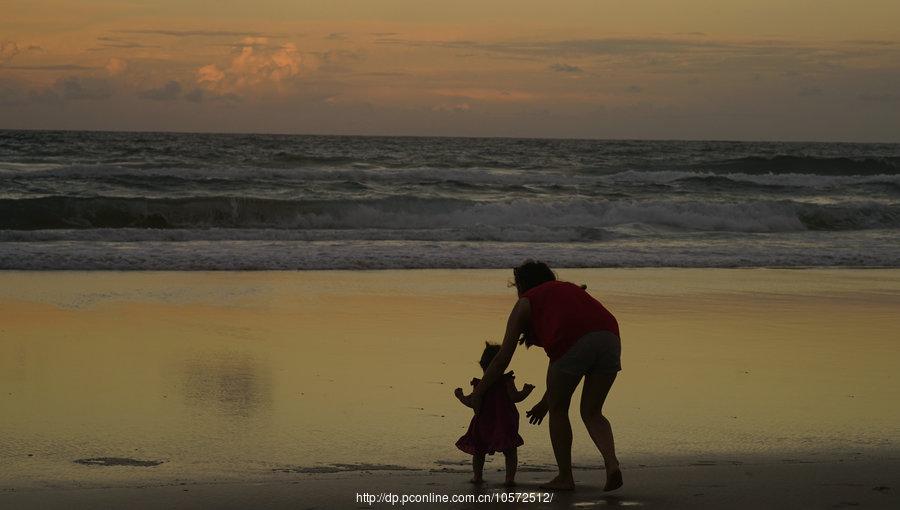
(312, 49), (365, 62)
(241, 36), (270, 46)
(4, 64), (97, 71)
(31, 76), (113, 103)
(359, 71), (408, 77)
(798, 86), (823, 97)
(196, 41), (308, 95)
(56, 77), (113, 100)
(0, 77), (26, 105)
(326, 32), (348, 41)
(858, 92), (899, 103)
(94, 36), (157, 49)
(432, 103), (471, 112)
(183, 87), (240, 104)
(842, 40), (899, 46)
(116, 29), (269, 38)
(1, 41), (20, 63)
(139, 80), (182, 101)
(549, 63), (583, 73)
(184, 88), (204, 103)
(0, 41), (45, 63)
(307, 49), (364, 74)
(433, 88), (536, 102)
(197, 64), (226, 84)
(377, 35), (900, 76)
(377, 36), (738, 56)
(105, 58), (127, 76)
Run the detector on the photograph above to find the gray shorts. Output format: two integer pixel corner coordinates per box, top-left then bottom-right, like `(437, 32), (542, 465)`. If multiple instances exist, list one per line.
(551, 331), (622, 377)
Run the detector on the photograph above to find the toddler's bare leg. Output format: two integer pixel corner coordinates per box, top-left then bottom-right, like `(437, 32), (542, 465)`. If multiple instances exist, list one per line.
(471, 453), (485, 483)
(503, 448), (517, 486)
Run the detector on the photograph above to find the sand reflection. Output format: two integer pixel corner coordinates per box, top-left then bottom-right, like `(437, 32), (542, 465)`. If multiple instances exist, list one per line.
(179, 352), (272, 418)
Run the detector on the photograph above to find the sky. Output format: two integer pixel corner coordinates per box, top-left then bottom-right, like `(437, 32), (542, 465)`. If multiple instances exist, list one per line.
(2, 1), (900, 141)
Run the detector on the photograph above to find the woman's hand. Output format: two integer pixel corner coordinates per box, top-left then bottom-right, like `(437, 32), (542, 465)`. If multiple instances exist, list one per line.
(525, 397), (549, 425)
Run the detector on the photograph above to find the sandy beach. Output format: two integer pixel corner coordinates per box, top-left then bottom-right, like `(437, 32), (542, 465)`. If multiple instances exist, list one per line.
(3, 458), (899, 509)
(2, 268), (899, 508)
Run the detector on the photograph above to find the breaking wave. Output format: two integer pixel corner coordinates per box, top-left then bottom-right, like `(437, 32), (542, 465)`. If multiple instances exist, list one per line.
(2, 196), (897, 235)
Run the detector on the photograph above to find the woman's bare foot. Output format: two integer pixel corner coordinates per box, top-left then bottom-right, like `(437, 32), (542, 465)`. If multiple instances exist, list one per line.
(603, 468), (623, 492)
(540, 474), (575, 491)
(469, 477), (484, 484)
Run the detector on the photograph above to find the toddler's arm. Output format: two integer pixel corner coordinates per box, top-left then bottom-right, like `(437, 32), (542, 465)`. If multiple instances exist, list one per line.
(454, 387), (474, 408)
(506, 379), (536, 403)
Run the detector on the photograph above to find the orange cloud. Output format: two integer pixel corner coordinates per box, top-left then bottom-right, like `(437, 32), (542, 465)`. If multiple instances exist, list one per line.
(433, 88), (536, 102)
(197, 64), (226, 84)
(1, 41), (20, 63)
(105, 57), (127, 76)
(196, 41), (311, 95)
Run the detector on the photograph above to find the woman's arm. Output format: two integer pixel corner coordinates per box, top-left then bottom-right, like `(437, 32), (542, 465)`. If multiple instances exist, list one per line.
(464, 298), (531, 406)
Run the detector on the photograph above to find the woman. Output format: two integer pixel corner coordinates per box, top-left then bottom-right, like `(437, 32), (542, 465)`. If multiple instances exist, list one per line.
(459, 261), (622, 491)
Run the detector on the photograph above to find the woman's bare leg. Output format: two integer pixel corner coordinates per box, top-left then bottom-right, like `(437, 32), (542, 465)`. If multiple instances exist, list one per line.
(580, 372), (622, 491)
(503, 448), (517, 486)
(471, 453), (485, 483)
(542, 366), (582, 490)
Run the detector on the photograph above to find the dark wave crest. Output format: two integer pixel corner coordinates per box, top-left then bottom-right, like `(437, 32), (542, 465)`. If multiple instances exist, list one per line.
(2, 195), (897, 233)
(696, 155), (900, 176)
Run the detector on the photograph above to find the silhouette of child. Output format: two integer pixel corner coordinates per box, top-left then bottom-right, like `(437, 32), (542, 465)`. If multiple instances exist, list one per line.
(454, 342), (534, 486)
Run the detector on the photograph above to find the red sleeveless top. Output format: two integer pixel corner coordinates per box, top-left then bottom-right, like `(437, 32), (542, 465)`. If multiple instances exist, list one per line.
(522, 280), (619, 361)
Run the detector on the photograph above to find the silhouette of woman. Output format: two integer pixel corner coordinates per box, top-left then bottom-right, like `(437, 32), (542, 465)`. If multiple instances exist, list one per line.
(458, 260), (623, 492)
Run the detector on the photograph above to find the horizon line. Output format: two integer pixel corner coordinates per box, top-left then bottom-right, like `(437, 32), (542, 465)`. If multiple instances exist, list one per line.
(1, 127), (898, 145)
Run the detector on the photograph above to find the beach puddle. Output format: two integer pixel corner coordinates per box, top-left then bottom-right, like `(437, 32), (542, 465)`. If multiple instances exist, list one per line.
(74, 457), (163, 467)
(573, 497), (643, 507)
(273, 463), (419, 474)
(516, 464), (557, 472)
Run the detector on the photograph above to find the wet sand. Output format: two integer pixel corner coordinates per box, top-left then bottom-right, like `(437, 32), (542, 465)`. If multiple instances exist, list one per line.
(3, 458), (898, 509)
(1, 269), (899, 508)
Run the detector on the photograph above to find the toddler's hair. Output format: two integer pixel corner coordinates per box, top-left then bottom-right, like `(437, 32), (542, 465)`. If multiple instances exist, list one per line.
(479, 342), (501, 371)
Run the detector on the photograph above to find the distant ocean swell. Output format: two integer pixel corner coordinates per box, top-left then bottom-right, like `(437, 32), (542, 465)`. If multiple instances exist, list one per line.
(5, 162), (900, 186)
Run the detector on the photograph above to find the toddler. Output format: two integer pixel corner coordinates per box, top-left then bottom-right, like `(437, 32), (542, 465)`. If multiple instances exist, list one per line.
(454, 342), (534, 486)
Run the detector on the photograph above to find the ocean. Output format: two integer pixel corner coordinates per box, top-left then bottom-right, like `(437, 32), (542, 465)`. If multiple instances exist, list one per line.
(1, 130), (898, 269)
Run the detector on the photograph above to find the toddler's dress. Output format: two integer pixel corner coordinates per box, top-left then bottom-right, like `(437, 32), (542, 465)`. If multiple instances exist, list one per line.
(456, 372), (524, 455)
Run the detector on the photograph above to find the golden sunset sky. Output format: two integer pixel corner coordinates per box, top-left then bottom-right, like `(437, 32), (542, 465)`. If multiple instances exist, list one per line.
(2, 1), (899, 140)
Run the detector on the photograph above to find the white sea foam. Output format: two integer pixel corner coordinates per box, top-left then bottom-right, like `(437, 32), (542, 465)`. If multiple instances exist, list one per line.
(1, 233), (897, 270)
